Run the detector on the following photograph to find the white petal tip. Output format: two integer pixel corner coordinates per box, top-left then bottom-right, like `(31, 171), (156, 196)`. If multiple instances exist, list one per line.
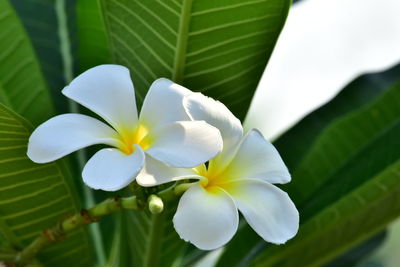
(26, 142), (59, 164)
(82, 146), (144, 192)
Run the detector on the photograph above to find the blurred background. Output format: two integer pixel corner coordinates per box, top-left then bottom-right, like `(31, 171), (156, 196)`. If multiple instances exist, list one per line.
(241, 0), (400, 266)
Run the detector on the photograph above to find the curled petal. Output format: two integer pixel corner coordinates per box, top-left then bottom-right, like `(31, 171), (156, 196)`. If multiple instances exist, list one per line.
(136, 155), (200, 187)
(62, 65), (138, 132)
(226, 129), (291, 184)
(83, 145), (145, 191)
(225, 179), (299, 244)
(139, 78), (191, 128)
(146, 121), (222, 168)
(27, 114), (119, 163)
(173, 184), (239, 250)
(184, 93), (243, 169)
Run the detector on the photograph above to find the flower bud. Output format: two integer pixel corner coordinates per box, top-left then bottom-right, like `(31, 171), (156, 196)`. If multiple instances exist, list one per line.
(148, 195), (164, 214)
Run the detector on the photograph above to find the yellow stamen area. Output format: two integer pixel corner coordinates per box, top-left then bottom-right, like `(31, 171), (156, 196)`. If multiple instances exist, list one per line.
(195, 164), (232, 192)
(117, 123), (153, 154)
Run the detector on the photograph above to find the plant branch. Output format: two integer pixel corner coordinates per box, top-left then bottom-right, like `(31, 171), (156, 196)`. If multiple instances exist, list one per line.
(14, 196), (139, 266)
(13, 181), (194, 266)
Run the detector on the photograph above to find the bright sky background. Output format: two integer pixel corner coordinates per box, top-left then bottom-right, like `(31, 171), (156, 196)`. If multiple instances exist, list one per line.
(197, 0), (400, 266)
(245, 0), (400, 140)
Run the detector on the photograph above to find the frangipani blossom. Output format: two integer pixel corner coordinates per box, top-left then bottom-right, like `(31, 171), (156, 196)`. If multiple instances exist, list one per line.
(137, 93), (299, 250)
(27, 65), (222, 191)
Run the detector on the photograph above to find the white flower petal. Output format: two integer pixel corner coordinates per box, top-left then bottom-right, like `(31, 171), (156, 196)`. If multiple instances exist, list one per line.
(225, 179), (299, 244)
(136, 155), (200, 187)
(173, 184), (239, 250)
(183, 92), (243, 157)
(226, 129), (291, 184)
(27, 114), (119, 163)
(62, 65), (138, 131)
(146, 121), (222, 168)
(139, 78), (191, 128)
(82, 145), (145, 191)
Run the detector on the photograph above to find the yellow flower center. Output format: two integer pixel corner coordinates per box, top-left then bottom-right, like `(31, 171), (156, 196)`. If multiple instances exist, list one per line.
(117, 123), (153, 154)
(195, 164), (232, 192)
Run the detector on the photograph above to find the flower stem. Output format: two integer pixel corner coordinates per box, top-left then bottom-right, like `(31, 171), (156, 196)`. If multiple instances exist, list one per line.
(13, 183), (194, 266)
(14, 196), (139, 266)
(143, 212), (166, 267)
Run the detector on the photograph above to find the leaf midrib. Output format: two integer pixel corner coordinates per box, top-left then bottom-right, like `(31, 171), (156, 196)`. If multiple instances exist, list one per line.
(298, 118), (400, 219)
(172, 0), (193, 83)
(292, 85), (400, 203)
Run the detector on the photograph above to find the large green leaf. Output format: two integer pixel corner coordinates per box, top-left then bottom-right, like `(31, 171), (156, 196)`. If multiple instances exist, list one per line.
(287, 84), (400, 206)
(275, 63), (400, 171)
(76, 0), (111, 71)
(215, 64), (400, 267)
(77, 1), (291, 265)
(104, 196), (186, 267)
(122, 208), (185, 267)
(79, 0), (290, 120)
(254, 159), (400, 266)
(0, 0), (54, 126)
(250, 83), (400, 266)
(0, 103), (93, 266)
(7, 2), (109, 263)
(9, 0), (78, 113)
(325, 231), (386, 267)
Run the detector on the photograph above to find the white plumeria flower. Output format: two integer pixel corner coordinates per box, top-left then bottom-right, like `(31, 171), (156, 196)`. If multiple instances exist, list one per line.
(27, 65), (223, 191)
(137, 93), (299, 250)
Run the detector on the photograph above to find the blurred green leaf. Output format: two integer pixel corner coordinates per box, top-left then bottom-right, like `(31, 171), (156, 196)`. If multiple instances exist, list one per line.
(76, 0), (111, 71)
(325, 231), (386, 267)
(287, 83), (400, 207)
(216, 66), (400, 267)
(0, 0), (54, 126)
(251, 83), (400, 266)
(7, 2), (109, 263)
(275, 63), (400, 171)
(111, 200), (186, 267)
(254, 159), (400, 266)
(0, 103), (93, 266)
(9, 0), (77, 113)
(78, 0), (290, 120)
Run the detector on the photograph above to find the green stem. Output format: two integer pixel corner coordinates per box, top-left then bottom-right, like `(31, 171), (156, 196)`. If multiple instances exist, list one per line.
(14, 196), (139, 266)
(13, 183), (194, 266)
(140, 183), (194, 267)
(143, 212), (166, 267)
(55, 0), (106, 264)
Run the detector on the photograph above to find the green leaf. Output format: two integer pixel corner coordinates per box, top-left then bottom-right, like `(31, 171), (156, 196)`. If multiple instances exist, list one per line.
(287, 83), (400, 206)
(7, 2), (109, 263)
(325, 231), (386, 267)
(114, 199), (186, 267)
(254, 159), (400, 266)
(215, 64), (400, 267)
(77, 1), (291, 265)
(0, 103), (93, 266)
(0, 0), (54, 126)
(76, 0), (111, 71)
(9, 0), (77, 113)
(250, 83), (400, 266)
(275, 63), (400, 171)
(78, 0), (290, 120)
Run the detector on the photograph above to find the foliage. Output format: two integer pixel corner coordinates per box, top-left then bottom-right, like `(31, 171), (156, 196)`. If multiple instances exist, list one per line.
(0, 0), (53, 126)
(0, 0), (399, 266)
(78, 0), (290, 120)
(217, 65), (400, 266)
(0, 104), (92, 266)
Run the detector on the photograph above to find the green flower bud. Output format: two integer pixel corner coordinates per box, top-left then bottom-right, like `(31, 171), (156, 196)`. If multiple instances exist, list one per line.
(148, 195), (164, 214)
